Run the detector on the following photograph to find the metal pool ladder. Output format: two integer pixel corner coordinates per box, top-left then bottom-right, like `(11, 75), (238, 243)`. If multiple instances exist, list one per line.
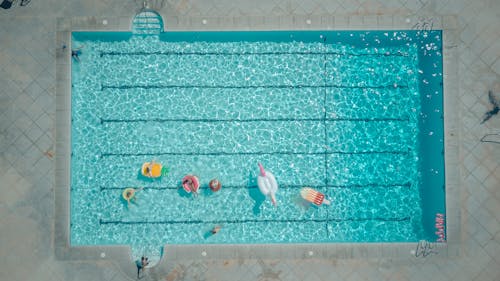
(132, 9), (164, 35)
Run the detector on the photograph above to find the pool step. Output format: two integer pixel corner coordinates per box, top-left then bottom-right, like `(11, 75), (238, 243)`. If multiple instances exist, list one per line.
(132, 10), (163, 35)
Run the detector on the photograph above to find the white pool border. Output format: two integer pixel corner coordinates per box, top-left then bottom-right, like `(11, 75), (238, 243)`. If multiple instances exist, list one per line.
(55, 13), (461, 278)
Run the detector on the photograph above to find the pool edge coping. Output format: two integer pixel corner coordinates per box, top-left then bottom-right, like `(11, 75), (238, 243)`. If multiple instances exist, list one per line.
(54, 13), (461, 279)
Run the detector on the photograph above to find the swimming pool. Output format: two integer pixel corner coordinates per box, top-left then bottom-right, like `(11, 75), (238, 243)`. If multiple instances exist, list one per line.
(70, 30), (445, 256)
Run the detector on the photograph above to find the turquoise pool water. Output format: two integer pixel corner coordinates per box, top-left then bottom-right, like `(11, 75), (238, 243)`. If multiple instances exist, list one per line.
(70, 31), (445, 255)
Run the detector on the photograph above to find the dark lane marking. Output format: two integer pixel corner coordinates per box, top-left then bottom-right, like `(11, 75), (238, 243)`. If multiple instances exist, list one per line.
(99, 51), (409, 57)
(99, 150), (410, 157)
(101, 84), (409, 91)
(99, 182), (411, 191)
(99, 216), (411, 225)
(99, 117), (410, 124)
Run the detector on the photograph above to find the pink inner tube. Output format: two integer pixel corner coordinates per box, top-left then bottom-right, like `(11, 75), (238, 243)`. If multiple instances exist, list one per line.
(182, 175), (199, 193)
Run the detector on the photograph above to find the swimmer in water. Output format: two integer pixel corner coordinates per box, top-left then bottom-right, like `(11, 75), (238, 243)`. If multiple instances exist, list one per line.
(71, 45), (84, 62)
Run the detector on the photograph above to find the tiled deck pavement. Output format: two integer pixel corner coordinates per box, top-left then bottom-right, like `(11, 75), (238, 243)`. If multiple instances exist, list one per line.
(0, 0), (499, 280)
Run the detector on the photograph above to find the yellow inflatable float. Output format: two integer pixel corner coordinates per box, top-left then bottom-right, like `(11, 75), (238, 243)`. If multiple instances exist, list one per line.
(141, 161), (163, 178)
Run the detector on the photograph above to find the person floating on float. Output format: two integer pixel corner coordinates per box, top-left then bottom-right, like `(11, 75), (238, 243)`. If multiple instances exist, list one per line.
(182, 174), (200, 195)
(141, 160), (169, 179)
(122, 187), (143, 207)
(209, 178), (222, 192)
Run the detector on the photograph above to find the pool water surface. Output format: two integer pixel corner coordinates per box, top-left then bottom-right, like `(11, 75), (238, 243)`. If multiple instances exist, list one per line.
(70, 30), (445, 256)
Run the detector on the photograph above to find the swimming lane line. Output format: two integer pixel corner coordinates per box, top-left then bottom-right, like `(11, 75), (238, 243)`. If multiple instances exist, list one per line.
(99, 216), (411, 225)
(98, 183), (412, 191)
(99, 150), (410, 157)
(99, 51), (409, 57)
(100, 84), (409, 91)
(99, 117), (410, 124)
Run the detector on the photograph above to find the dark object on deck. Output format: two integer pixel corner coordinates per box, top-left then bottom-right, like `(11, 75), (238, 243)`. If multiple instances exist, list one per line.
(0, 0), (13, 9)
(481, 90), (500, 124)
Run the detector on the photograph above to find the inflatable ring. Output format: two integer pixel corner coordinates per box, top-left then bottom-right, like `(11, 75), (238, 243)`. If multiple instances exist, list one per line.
(122, 188), (135, 201)
(257, 163), (278, 206)
(209, 179), (221, 192)
(142, 162), (162, 178)
(182, 175), (200, 193)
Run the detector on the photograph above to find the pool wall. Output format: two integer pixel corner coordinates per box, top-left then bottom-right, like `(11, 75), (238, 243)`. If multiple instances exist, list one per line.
(55, 14), (462, 277)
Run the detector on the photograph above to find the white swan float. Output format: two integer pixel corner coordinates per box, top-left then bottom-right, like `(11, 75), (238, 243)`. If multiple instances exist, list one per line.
(257, 163), (278, 206)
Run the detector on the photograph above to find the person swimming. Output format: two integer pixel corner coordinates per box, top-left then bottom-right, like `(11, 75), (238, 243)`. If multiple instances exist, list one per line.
(71, 45), (84, 62)
(211, 225), (221, 235)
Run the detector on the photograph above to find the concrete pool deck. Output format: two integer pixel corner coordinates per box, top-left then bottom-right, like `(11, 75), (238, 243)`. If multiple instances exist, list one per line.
(1, 0), (499, 280)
